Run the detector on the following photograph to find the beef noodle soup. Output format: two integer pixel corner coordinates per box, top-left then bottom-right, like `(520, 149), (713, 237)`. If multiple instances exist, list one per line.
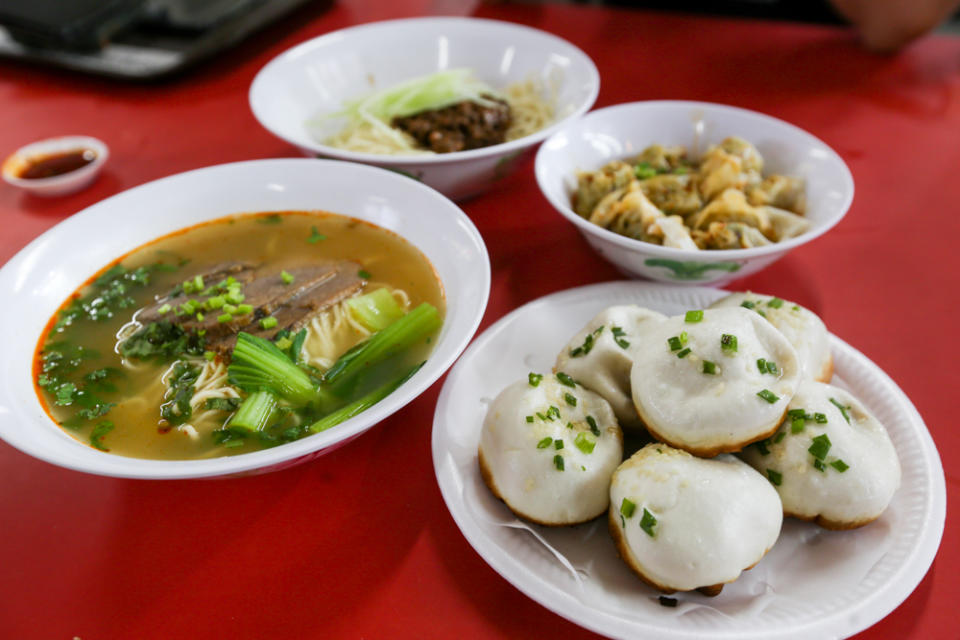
(34, 211), (445, 460)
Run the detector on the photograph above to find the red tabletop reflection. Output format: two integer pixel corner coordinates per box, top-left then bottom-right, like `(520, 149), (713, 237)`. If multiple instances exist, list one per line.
(0, 2), (956, 639)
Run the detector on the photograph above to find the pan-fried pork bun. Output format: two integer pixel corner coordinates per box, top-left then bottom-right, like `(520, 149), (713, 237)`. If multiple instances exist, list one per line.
(630, 307), (800, 456)
(709, 292), (832, 382)
(479, 373), (623, 525)
(554, 305), (667, 431)
(609, 444), (782, 594)
(739, 381), (901, 530)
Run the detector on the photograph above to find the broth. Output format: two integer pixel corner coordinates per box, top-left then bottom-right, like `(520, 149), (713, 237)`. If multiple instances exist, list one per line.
(34, 211), (445, 460)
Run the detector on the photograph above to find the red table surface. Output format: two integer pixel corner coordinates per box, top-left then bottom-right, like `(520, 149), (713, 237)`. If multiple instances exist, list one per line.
(1, 2), (957, 638)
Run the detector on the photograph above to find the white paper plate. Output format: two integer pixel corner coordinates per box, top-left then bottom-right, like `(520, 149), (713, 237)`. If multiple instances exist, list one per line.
(432, 282), (944, 639)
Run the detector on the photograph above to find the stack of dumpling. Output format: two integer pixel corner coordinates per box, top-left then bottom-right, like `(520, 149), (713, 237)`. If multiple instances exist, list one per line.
(479, 292), (901, 596)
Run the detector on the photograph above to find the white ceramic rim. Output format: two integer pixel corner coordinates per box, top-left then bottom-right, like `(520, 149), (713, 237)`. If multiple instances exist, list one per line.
(432, 281), (944, 640)
(534, 100), (855, 260)
(2, 135), (109, 188)
(248, 16), (600, 165)
(0, 158), (490, 479)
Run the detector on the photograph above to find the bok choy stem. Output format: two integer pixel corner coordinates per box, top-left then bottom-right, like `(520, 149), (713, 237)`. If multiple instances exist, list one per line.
(228, 333), (316, 407)
(323, 302), (441, 395)
(309, 362), (424, 434)
(230, 390), (277, 433)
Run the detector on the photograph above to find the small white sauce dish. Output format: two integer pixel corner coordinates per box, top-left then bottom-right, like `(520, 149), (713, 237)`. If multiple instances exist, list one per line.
(535, 101), (854, 285)
(249, 17), (599, 200)
(2, 135), (109, 197)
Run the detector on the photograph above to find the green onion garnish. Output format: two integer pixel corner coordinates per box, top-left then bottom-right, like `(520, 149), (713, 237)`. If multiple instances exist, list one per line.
(586, 415), (600, 436)
(791, 416), (805, 433)
(236, 304), (253, 315)
(684, 310), (703, 323)
(281, 270), (294, 285)
(259, 316), (278, 330)
(570, 326), (603, 357)
(547, 406), (561, 420)
(814, 412), (828, 424)
(574, 432), (596, 454)
(635, 162), (657, 179)
(813, 459), (826, 472)
(808, 433), (832, 460)
(556, 372), (576, 387)
(767, 298), (784, 308)
(611, 326), (630, 349)
(554, 439), (564, 450)
(830, 459), (850, 472)
(741, 301), (756, 309)
(553, 455), (564, 471)
(223, 303), (238, 314)
(358, 269), (372, 279)
(195, 312), (204, 322)
(767, 469), (783, 486)
(217, 313), (233, 323)
(640, 508), (657, 537)
(829, 397), (851, 424)
(564, 392), (577, 407)
(157, 303), (171, 314)
(720, 334), (738, 353)
(528, 372), (543, 387)
(755, 439), (770, 456)
(676, 347), (691, 359)
(766, 361), (779, 375)
(203, 351), (216, 361)
(536, 412), (548, 421)
(620, 498), (636, 518)
(757, 389), (779, 403)
(702, 360), (717, 375)
(536, 437), (552, 449)
(525, 415), (534, 423)
(667, 336), (683, 351)
(773, 431), (786, 444)
(307, 226), (326, 244)
(205, 295), (225, 309)
(787, 408), (807, 419)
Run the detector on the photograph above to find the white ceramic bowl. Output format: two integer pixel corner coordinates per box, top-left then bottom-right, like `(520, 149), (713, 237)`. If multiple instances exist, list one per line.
(2, 135), (108, 197)
(535, 101), (854, 284)
(0, 159), (490, 479)
(249, 17), (599, 200)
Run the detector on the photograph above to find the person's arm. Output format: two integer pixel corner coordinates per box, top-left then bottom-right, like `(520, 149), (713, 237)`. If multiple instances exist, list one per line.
(831, 0), (960, 52)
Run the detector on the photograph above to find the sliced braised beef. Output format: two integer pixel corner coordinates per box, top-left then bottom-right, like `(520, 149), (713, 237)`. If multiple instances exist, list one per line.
(132, 260), (365, 360)
(391, 96), (512, 153)
(208, 262), (364, 355)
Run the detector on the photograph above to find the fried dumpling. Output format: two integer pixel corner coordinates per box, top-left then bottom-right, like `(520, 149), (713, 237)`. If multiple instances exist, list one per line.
(555, 305), (667, 431)
(609, 443), (782, 594)
(747, 174), (806, 214)
(739, 381), (901, 529)
(763, 205), (810, 241)
(709, 292), (832, 382)
(573, 161), (636, 217)
(688, 188), (772, 237)
(630, 307), (801, 456)
(479, 373), (624, 525)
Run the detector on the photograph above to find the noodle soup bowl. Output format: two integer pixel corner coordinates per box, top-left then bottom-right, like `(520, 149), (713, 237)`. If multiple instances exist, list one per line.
(535, 101), (854, 284)
(249, 17), (599, 200)
(0, 159), (490, 479)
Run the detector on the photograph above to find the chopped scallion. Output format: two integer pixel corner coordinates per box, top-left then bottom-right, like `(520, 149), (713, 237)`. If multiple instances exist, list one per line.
(720, 333), (738, 353)
(537, 437), (552, 449)
(528, 372), (543, 387)
(564, 392), (577, 407)
(259, 316), (278, 330)
(757, 389), (779, 403)
(767, 469), (783, 486)
(702, 360), (717, 375)
(676, 347), (691, 359)
(555, 372), (576, 387)
(586, 415), (600, 436)
(640, 508), (657, 537)
(574, 432), (596, 454)
(808, 433), (832, 460)
(830, 459), (850, 472)
(829, 397), (852, 424)
(553, 454), (564, 471)
(684, 310), (703, 323)
(620, 498), (636, 518)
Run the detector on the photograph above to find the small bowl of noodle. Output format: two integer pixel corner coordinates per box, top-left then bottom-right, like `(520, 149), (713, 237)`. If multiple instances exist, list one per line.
(0, 158), (490, 479)
(249, 17), (599, 200)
